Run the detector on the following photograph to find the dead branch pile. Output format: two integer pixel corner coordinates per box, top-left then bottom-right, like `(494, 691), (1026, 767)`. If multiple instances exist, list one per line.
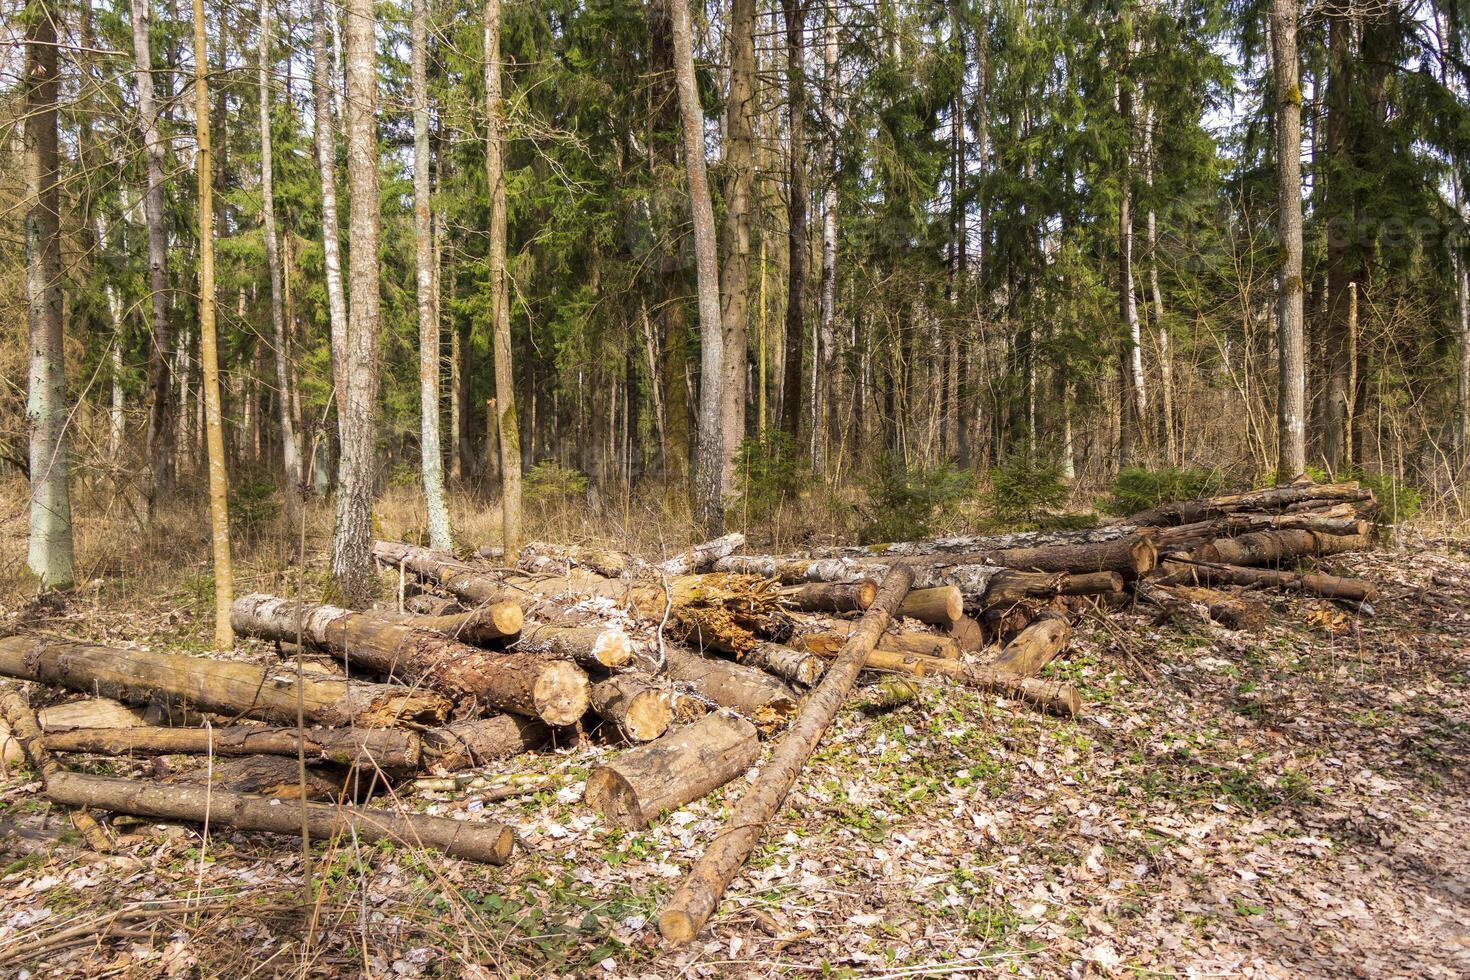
(0, 479), (1379, 936)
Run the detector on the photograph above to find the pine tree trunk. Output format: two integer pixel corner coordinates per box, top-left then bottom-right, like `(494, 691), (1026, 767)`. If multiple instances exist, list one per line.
(719, 0), (756, 495)
(484, 0), (522, 552)
(413, 0), (453, 550)
(192, 0), (232, 644)
(258, 0), (303, 514)
(24, 0), (73, 590)
(780, 0), (807, 443)
(130, 0), (177, 511)
(1322, 10), (1354, 473)
(1271, 0), (1306, 480)
(311, 0), (348, 413)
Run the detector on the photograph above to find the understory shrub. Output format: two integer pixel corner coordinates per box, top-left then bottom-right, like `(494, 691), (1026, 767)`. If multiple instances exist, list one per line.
(860, 455), (974, 543)
(733, 430), (806, 522)
(1107, 465), (1223, 515)
(523, 460), (588, 507)
(985, 453), (1070, 524)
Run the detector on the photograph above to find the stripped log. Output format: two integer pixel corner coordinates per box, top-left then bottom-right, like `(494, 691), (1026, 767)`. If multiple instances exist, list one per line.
(949, 615), (986, 652)
(778, 580), (876, 613)
(661, 647), (797, 736)
(989, 617), (1070, 676)
(231, 594), (588, 726)
(897, 586), (963, 626)
(589, 674), (673, 743)
(421, 716), (551, 771)
(514, 621), (634, 669)
(26, 724), (422, 773)
(658, 566), (916, 944)
(1156, 560), (1376, 602)
(0, 636), (449, 728)
(797, 630), (959, 661)
(585, 711), (759, 829)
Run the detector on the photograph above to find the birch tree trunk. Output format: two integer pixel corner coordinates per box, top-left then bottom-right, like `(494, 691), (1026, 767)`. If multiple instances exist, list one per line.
(98, 213), (128, 459)
(484, 0), (522, 552)
(1141, 100), (1176, 465)
(130, 0), (176, 512)
(815, 0), (839, 477)
(312, 0), (348, 411)
(779, 0), (807, 443)
(24, 0), (73, 590)
(1271, 0), (1306, 479)
(192, 0), (233, 645)
(331, 0), (383, 605)
(1117, 67), (1147, 466)
(669, 0), (726, 532)
(1457, 174), (1470, 466)
(719, 0), (756, 495)
(258, 0), (303, 514)
(414, 0), (453, 550)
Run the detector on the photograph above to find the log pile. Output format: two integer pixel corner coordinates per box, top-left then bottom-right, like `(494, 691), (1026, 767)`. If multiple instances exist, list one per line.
(0, 479), (1379, 933)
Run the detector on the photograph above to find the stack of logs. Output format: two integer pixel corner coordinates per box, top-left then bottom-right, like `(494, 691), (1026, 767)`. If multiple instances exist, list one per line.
(0, 479), (1377, 939)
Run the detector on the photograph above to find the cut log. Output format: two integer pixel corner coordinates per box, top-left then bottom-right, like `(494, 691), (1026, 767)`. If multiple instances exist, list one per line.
(402, 593), (465, 616)
(803, 525), (1140, 558)
(1187, 529), (1370, 568)
(375, 603), (524, 644)
(515, 541), (638, 578)
(231, 594), (588, 725)
(421, 716), (551, 771)
(584, 711), (760, 829)
(669, 690), (710, 724)
(657, 533), (747, 575)
(989, 617), (1069, 676)
(1156, 560), (1376, 602)
(949, 615), (986, 652)
(513, 621), (634, 670)
(738, 642), (827, 686)
(0, 688), (111, 851)
(589, 674), (673, 743)
(3, 699), (147, 767)
(43, 770), (514, 863)
(778, 580), (876, 613)
(930, 536), (1157, 578)
(796, 630), (959, 661)
(26, 724), (422, 773)
(0, 636), (449, 728)
(661, 647), (798, 736)
(1125, 480), (1366, 526)
(658, 567), (915, 944)
(167, 755), (351, 801)
(1161, 583), (1266, 631)
(896, 586), (963, 626)
(1058, 571), (1125, 596)
(858, 677), (921, 712)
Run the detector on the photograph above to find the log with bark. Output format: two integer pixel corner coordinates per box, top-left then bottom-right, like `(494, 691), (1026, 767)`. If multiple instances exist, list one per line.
(896, 586), (963, 626)
(1135, 581), (1267, 631)
(1155, 560), (1376, 603)
(0, 689), (111, 851)
(2, 699), (147, 767)
(584, 711), (760, 829)
(778, 580), (876, 613)
(25, 723), (423, 773)
(167, 755), (353, 801)
(513, 621), (634, 670)
(230, 594), (588, 726)
(589, 674), (673, 743)
(1124, 480), (1368, 527)
(660, 647), (798, 735)
(658, 567), (916, 944)
(1184, 529), (1371, 568)
(799, 630), (960, 661)
(988, 616), (1070, 676)
(421, 715), (551, 771)
(0, 636), (449, 728)
(737, 641), (827, 687)
(375, 603), (524, 644)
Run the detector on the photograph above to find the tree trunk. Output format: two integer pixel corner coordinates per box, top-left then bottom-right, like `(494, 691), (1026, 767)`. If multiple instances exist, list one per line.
(661, 647), (798, 735)
(779, 580), (877, 612)
(192, 0), (232, 645)
(0, 635), (450, 728)
(1141, 102), (1176, 464)
(1322, 10), (1354, 473)
(1156, 559), (1374, 602)
(332, 0), (383, 605)
(1271, 0), (1306, 479)
(585, 711), (759, 830)
(668, 0), (726, 533)
(1187, 528), (1369, 567)
(658, 567), (914, 944)
(718, 0), (756, 495)
(230, 594), (589, 725)
(258, 0), (303, 513)
(814, 0), (839, 475)
(413, 0), (453, 550)
(130, 0), (177, 510)
(311, 0), (348, 410)
(484, 0), (521, 549)
(374, 603), (525, 644)
(779, 0), (808, 443)
(1117, 67), (1147, 465)
(24, 0), (73, 590)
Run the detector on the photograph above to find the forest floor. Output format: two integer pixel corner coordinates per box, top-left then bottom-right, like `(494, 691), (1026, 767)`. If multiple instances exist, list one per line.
(0, 484), (1468, 977)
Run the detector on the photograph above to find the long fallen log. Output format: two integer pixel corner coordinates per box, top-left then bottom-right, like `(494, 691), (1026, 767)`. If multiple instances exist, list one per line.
(374, 603), (524, 645)
(230, 594), (588, 726)
(921, 536), (1157, 578)
(1187, 529), (1371, 568)
(421, 716), (551, 771)
(1155, 560), (1376, 602)
(589, 674), (673, 743)
(661, 647), (798, 736)
(584, 711), (760, 829)
(0, 688), (111, 851)
(3, 699), (148, 767)
(658, 566), (916, 945)
(23, 724), (423, 773)
(1136, 581), (1267, 631)
(0, 636), (450, 728)
(1125, 480), (1366, 527)
(989, 616), (1070, 676)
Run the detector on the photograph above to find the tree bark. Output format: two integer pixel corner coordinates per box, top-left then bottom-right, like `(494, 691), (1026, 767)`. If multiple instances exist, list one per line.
(585, 711), (759, 830)
(192, 0), (233, 646)
(738, 641), (827, 686)
(989, 616), (1069, 676)
(814, 0), (839, 474)
(130, 0), (177, 510)
(484, 0), (523, 552)
(719, 0), (756, 493)
(421, 715), (549, 771)
(0, 636), (450, 728)
(589, 674), (673, 743)
(668, 0), (726, 533)
(658, 567), (914, 944)
(24, 0), (73, 590)
(1117, 62), (1147, 465)
(374, 603), (525, 644)
(258, 0), (303, 514)
(413, 0), (453, 551)
(311, 0), (349, 410)
(330, 0), (384, 605)
(779, 0), (808, 443)
(661, 646), (798, 735)
(1271, 0), (1307, 478)
(230, 594), (588, 725)
(1187, 528), (1369, 567)
(1156, 559), (1375, 602)
(36, 724), (422, 774)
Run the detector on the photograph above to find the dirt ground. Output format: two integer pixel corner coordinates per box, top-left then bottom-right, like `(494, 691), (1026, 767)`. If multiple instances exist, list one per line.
(0, 513), (1466, 977)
